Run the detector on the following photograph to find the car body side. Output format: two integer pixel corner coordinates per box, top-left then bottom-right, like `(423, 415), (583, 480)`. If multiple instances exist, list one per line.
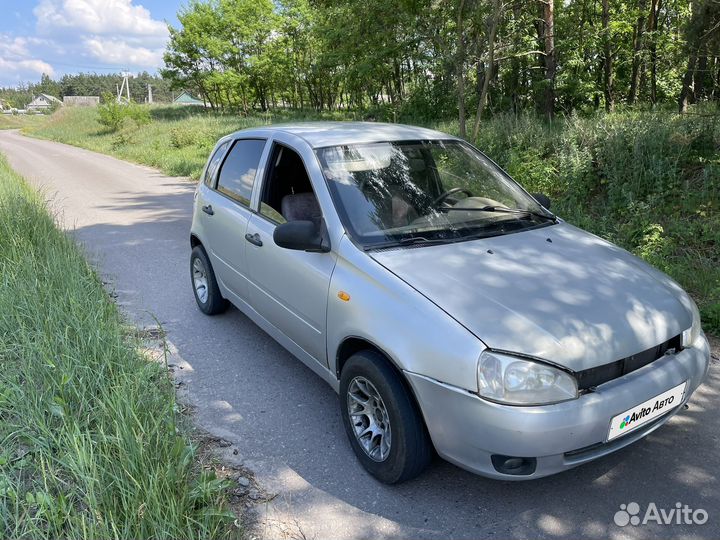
(190, 127), (484, 392)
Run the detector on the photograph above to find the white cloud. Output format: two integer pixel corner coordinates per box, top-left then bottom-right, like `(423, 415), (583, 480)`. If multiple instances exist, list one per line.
(0, 34), (54, 85)
(2, 35), (31, 58)
(0, 57), (55, 82)
(32, 0), (168, 71)
(83, 37), (163, 68)
(34, 0), (168, 38)
(0, 1), (169, 86)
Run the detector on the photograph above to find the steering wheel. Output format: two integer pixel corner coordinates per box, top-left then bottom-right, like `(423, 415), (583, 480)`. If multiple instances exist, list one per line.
(432, 187), (473, 207)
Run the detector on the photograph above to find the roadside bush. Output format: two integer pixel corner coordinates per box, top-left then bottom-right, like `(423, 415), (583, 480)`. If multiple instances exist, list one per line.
(169, 124), (215, 150)
(97, 93), (151, 132)
(112, 117), (144, 147)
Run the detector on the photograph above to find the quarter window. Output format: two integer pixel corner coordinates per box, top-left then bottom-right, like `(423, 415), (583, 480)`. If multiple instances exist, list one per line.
(204, 141), (230, 187)
(216, 139), (266, 206)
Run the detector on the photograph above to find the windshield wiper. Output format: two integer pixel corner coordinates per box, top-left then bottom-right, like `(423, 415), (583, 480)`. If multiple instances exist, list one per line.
(438, 205), (557, 222)
(365, 235), (459, 250)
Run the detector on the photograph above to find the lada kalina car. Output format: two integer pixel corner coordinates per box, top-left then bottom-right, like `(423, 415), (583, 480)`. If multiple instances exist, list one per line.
(189, 122), (710, 483)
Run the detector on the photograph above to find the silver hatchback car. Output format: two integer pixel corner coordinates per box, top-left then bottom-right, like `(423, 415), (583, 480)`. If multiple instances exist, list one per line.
(190, 122), (710, 483)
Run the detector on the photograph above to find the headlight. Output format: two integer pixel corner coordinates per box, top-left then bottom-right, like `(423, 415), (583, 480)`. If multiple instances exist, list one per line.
(477, 350), (578, 406)
(681, 297), (702, 348)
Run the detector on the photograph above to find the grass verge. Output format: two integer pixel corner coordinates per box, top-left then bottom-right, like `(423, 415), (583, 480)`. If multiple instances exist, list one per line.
(0, 154), (237, 538)
(0, 114), (46, 131)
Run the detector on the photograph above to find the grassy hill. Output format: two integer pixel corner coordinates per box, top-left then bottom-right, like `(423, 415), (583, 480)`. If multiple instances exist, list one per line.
(24, 105), (720, 334)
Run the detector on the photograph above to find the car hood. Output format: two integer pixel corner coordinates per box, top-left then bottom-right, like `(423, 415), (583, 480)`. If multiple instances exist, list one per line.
(369, 223), (693, 372)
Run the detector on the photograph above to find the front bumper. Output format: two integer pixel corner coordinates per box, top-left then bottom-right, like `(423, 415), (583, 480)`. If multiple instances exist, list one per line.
(406, 334), (711, 480)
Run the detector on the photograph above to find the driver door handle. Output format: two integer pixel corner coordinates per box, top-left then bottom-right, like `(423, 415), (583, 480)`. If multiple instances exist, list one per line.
(245, 232), (263, 247)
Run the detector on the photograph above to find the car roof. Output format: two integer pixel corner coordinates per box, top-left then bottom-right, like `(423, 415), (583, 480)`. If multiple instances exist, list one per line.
(224, 121), (459, 149)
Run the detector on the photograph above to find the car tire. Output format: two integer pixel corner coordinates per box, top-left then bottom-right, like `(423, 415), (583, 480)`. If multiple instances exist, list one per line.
(340, 350), (433, 484)
(190, 245), (228, 315)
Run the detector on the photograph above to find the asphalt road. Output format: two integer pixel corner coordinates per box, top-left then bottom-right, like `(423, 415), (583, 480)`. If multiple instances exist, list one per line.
(1, 129), (719, 540)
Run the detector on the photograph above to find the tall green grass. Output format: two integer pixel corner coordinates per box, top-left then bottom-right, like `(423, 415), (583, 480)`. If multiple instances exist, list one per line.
(0, 155), (236, 538)
(25, 105), (720, 332)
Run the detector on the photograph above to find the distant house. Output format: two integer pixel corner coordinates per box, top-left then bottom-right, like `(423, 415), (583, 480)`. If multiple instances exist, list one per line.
(63, 96), (100, 107)
(173, 91), (204, 106)
(27, 93), (62, 112)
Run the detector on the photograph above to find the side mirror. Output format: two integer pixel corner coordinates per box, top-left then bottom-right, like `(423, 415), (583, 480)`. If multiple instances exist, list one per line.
(531, 192), (551, 209)
(273, 220), (330, 252)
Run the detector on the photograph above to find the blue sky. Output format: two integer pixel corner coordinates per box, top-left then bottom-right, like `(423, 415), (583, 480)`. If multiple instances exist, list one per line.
(0, 0), (184, 87)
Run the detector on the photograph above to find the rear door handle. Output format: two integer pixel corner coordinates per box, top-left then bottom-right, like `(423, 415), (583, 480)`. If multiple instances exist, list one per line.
(245, 232), (263, 247)
(202, 204), (214, 215)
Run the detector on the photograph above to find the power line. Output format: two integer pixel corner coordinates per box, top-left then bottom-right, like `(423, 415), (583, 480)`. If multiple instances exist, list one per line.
(39, 59), (161, 72)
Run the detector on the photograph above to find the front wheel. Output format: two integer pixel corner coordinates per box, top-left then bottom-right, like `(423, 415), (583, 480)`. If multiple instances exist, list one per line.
(340, 350), (433, 484)
(190, 246), (228, 315)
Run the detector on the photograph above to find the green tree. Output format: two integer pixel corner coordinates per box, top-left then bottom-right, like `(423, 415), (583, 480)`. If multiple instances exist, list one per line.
(156, 0), (719, 117)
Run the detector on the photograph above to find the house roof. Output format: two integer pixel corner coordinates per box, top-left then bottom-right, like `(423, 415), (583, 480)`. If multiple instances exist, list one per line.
(29, 93), (62, 105)
(39, 93), (62, 103)
(173, 91), (204, 105)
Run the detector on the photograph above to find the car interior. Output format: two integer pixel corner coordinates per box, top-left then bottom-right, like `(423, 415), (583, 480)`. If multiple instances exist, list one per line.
(260, 145), (322, 226)
(352, 148), (521, 233)
(333, 151), (443, 231)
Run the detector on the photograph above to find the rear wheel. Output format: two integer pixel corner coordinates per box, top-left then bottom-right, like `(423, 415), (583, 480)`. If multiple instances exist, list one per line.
(340, 350), (432, 484)
(190, 245), (228, 315)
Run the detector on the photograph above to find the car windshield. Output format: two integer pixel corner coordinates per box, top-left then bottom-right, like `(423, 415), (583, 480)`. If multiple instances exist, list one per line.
(316, 140), (556, 248)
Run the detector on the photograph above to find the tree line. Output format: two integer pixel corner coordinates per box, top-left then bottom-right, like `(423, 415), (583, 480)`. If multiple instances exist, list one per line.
(163, 0), (720, 131)
(0, 73), (175, 109)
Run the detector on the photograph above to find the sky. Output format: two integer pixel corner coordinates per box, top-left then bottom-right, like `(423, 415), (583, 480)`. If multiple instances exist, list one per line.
(0, 0), (183, 87)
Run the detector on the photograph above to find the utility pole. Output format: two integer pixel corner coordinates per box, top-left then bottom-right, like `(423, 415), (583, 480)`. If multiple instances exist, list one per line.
(117, 77), (125, 103)
(117, 71), (131, 103)
(147, 83), (153, 104)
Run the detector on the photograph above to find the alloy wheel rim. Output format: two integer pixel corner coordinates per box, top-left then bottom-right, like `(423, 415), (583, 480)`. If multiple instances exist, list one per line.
(192, 257), (209, 304)
(347, 376), (392, 462)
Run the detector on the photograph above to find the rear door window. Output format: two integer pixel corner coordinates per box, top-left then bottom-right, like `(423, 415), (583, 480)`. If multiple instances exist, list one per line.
(216, 139), (266, 206)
